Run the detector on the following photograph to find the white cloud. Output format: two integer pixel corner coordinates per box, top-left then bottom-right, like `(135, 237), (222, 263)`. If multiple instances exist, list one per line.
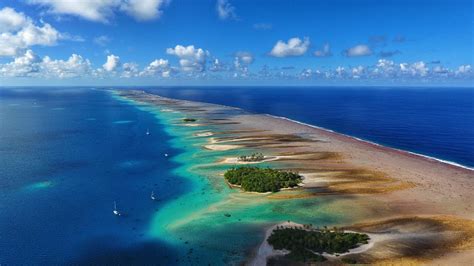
(0, 7), (61, 56)
(0, 49), (41, 77)
(0, 49), (92, 78)
(400, 61), (428, 76)
(373, 59), (396, 77)
(41, 54), (93, 78)
(28, 0), (170, 22)
(140, 58), (170, 77)
(216, 0), (236, 20)
(351, 65), (365, 78)
(269, 37), (310, 57)
(314, 43), (332, 57)
(166, 45), (208, 72)
(344, 44), (372, 57)
(235, 51), (254, 64)
(335, 66), (345, 77)
(456, 65), (471, 75)
(233, 52), (254, 77)
(209, 58), (227, 72)
(103, 54), (120, 72)
(0, 7), (28, 32)
(121, 0), (169, 21)
(432, 65), (449, 74)
(121, 62), (139, 78)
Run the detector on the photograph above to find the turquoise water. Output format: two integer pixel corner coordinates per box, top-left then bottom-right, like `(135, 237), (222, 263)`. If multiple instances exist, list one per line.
(145, 86), (474, 168)
(0, 87), (380, 264)
(114, 91), (371, 264)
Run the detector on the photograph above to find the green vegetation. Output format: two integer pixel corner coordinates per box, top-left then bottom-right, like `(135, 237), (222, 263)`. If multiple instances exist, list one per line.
(238, 152), (265, 162)
(267, 226), (369, 263)
(182, 118), (197, 122)
(224, 166), (301, 192)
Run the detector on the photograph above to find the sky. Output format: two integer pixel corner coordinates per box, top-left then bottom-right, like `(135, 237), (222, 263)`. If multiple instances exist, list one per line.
(0, 0), (473, 86)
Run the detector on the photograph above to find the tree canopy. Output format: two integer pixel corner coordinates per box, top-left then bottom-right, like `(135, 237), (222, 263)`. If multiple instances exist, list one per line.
(224, 166), (302, 192)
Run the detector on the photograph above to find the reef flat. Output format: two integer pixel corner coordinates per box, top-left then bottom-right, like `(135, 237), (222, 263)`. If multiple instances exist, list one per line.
(115, 89), (474, 265)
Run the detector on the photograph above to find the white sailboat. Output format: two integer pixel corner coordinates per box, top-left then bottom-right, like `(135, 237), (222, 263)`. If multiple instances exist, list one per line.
(113, 201), (121, 216)
(151, 190), (157, 201)
(146, 128), (150, 135)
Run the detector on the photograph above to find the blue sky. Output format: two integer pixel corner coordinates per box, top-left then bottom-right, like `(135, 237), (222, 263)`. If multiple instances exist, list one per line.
(0, 0), (472, 86)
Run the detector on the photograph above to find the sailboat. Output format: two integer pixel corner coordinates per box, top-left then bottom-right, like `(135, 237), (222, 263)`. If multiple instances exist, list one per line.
(113, 201), (121, 216)
(151, 190), (157, 201)
(146, 128), (150, 135)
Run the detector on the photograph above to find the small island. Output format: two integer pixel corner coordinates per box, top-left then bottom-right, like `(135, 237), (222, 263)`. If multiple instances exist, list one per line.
(267, 225), (370, 263)
(238, 152), (265, 162)
(182, 118), (197, 122)
(224, 166), (302, 192)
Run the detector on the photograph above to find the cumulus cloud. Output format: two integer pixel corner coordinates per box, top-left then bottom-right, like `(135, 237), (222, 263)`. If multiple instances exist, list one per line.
(1, 48), (472, 83)
(313, 43), (332, 57)
(0, 49), (92, 78)
(208, 58), (227, 72)
(27, 0), (170, 22)
(373, 59), (397, 76)
(0, 7), (28, 32)
(166, 45), (208, 72)
(335, 66), (346, 77)
(456, 65), (471, 75)
(140, 58), (170, 77)
(41, 54), (93, 78)
(269, 37), (310, 57)
(235, 51), (254, 64)
(343, 44), (372, 57)
(400, 61), (428, 77)
(121, 0), (169, 21)
(351, 65), (365, 78)
(0, 7), (61, 56)
(216, 0), (236, 20)
(120, 62), (139, 78)
(103, 54), (120, 72)
(233, 52), (254, 77)
(0, 49), (41, 77)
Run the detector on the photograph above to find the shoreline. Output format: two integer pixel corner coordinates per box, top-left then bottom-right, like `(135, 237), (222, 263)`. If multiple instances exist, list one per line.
(118, 89), (473, 171)
(249, 221), (379, 265)
(267, 114), (474, 172)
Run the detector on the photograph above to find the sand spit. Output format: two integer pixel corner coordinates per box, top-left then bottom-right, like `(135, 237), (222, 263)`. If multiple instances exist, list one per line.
(194, 131), (214, 137)
(219, 156), (281, 164)
(204, 144), (242, 151)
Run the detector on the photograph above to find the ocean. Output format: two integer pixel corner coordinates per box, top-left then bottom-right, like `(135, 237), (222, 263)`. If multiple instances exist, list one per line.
(0, 86), (472, 264)
(0, 88), (186, 264)
(145, 86), (474, 168)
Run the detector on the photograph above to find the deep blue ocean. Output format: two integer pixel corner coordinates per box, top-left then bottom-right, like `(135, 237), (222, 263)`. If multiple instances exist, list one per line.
(146, 86), (474, 168)
(0, 86), (473, 264)
(0, 88), (187, 264)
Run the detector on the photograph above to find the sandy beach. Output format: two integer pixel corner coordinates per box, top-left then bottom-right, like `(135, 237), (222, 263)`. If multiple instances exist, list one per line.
(118, 90), (474, 265)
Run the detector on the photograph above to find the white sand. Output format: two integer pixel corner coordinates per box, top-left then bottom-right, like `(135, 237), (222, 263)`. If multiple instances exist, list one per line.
(220, 156), (280, 164)
(204, 144), (242, 151)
